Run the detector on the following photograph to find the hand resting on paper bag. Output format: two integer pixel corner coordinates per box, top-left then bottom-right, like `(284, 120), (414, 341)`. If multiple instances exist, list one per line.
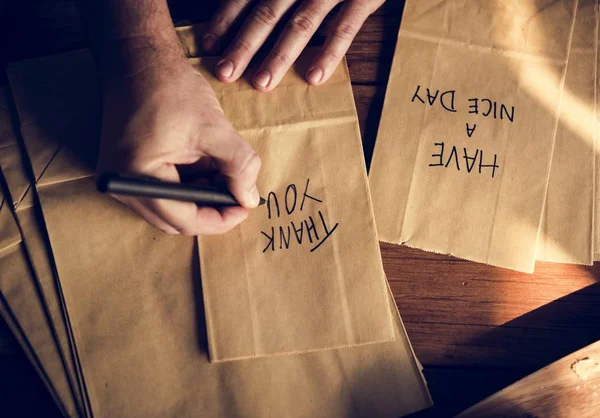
(204, 0), (385, 91)
(97, 44), (262, 236)
(88, 0), (380, 235)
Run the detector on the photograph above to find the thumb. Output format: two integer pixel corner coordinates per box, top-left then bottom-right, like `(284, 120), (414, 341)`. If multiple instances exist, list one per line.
(199, 128), (262, 208)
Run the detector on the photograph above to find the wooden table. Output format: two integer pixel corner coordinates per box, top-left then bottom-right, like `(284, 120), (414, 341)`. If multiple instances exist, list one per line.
(1, 1), (600, 416)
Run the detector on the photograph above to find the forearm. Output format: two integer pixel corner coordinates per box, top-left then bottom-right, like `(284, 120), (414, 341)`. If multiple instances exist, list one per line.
(80, 0), (186, 81)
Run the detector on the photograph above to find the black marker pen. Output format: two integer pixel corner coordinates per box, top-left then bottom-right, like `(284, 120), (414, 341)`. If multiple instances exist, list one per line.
(96, 172), (265, 208)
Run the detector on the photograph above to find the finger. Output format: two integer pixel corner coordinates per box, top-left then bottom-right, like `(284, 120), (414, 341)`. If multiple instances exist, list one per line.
(306, 0), (376, 85)
(110, 163), (249, 235)
(192, 206), (249, 235)
(197, 130), (262, 208)
(215, 0), (296, 83)
(203, 0), (254, 53)
(252, 0), (339, 91)
(113, 195), (181, 234)
(148, 198), (249, 236)
(122, 194), (249, 236)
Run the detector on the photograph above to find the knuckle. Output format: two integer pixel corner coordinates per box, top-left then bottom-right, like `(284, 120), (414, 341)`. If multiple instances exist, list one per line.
(270, 51), (290, 66)
(231, 0), (250, 7)
(215, 0), (250, 25)
(334, 22), (358, 40)
(237, 148), (261, 178)
(230, 39), (252, 55)
(323, 49), (341, 62)
(352, 0), (377, 9)
(252, 2), (279, 26)
(210, 13), (233, 30)
(211, 17), (228, 29)
(225, 137), (261, 180)
(209, 15), (224, 28)
(290, 14), (315, 35)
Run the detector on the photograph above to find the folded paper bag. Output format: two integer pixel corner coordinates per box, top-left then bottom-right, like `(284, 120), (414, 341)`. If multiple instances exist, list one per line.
(595, 8), (600, 261)
(0, 180), (77, 417)
(536, 0), (597, 265)
(197, 55), (395, 362)
(0, 193), (20, 259)
(368, 0), (578, 273)
(0, 90), (81, 417)
(0, 79), (91, 415)
(7, 46), (432, 417)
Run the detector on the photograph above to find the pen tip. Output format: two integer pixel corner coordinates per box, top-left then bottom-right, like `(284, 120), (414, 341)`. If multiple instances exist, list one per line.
(258, 197), (266, 206)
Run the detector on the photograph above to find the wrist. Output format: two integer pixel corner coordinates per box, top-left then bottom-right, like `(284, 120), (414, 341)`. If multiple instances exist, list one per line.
(99, 34), (188, 87)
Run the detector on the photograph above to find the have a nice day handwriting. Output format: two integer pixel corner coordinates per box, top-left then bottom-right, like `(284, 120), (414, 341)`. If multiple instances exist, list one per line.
(261, 179), (338, 253)
(411, 85), (516, 179)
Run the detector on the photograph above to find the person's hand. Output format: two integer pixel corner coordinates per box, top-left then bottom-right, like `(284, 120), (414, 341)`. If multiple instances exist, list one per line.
(97, 43), (261, 236)
(203, 0), (384, 91)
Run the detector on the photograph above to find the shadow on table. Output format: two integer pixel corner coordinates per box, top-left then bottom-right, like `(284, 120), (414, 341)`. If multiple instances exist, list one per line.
(406, 368), (532, 418)
(426, 282), (600, 417)
(459, 281), (600, 370)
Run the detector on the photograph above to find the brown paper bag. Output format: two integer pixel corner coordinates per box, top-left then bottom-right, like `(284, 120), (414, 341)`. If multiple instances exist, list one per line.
(0, 184), (77, 417)
(8, 46), (431, 417)
(0, 86), (89, 416)
(198, 57), (394, 361)
(595, 5), (600, 262)
(0, 91), (82, 416)
(0, 191), (20, 258)
(369, 0), (578, 273)
(536, 0), (597, 265)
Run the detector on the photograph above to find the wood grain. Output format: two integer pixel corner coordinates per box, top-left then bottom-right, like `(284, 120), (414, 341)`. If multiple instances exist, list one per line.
(457, 341), (600, 417)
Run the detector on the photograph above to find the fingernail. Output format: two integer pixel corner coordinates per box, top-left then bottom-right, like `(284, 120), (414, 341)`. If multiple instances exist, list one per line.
(248, 184), (260, 207)
(202, 34), (218, 53)
(254, 70), (271, 89)
(216, 60), (234, 78)
(306, 68), (323, 84)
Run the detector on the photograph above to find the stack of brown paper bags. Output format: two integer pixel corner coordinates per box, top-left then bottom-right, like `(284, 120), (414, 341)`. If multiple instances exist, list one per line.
(0, 25), (432, 417)
(369, 0), (599, 273)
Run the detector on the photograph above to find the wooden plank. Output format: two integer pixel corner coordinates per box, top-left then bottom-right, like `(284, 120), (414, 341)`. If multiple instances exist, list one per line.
(457, 341), (600, 417)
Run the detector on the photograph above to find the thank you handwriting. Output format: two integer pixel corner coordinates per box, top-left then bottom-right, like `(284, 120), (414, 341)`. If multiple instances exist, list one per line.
(261, 179), (338, 253)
